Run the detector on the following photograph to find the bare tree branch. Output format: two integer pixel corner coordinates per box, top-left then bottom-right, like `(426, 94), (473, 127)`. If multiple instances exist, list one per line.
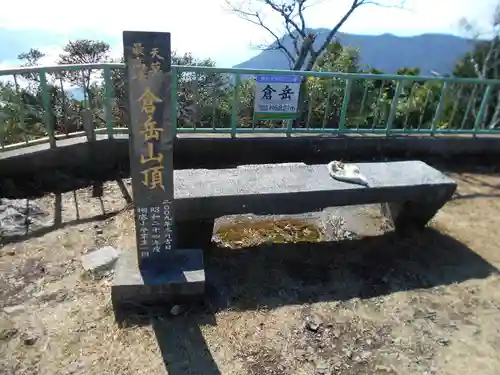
(225, 0), (296, 66)
(362, 0), (406, 8)
(284, 19), (300, 57)
(227, 0), (406, 71)
(305, 0), (362, 71)
(297, 0), (307, 34)
(261, 0), (306, 38)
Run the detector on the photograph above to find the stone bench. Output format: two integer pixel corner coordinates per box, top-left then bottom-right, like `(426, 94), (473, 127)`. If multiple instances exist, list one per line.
(173, 160), (457, 247)
(112, 160), (456, 314)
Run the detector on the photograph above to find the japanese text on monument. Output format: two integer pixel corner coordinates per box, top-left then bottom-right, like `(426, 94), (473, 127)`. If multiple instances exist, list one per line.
(131, 42), (173, 258)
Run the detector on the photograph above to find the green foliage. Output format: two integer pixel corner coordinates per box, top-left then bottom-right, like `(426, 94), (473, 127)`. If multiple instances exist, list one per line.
(451, 37), (500, 129)
(1, 37), (498, 147)
(58, 40), (111, 105)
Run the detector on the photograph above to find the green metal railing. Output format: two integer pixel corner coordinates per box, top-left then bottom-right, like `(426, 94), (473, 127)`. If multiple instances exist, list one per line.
(1, 62), (500, 152)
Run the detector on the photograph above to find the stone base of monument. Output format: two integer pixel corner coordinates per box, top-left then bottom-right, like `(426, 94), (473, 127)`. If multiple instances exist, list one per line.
(111, 248), (205, 318)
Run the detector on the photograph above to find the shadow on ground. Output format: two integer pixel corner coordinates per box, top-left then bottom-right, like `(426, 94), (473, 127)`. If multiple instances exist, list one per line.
(0, 179), (132, 246)
(121, 227), (498, 375)
(451, 172), (500, 200)
(205, 227), (498, 309)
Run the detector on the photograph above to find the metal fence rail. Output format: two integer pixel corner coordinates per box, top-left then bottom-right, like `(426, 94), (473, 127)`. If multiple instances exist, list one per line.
(1, 63), (500, 152)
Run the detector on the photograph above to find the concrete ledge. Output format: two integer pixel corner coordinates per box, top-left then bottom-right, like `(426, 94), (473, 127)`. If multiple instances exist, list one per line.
(0, 134), (496, 197)
(1, 134), (500, 177)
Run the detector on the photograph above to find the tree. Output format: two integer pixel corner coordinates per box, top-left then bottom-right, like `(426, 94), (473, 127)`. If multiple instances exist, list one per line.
(58, 40), (111, 105)
(102, 51), (229, 129)
(226, 0), (405, 71)
(305, 42), (363, 127)
(0, 82), (47, 144)
(14, 44), (94, 136)
(453, 3), (500, 129)
(172, 52), (230, 128)
(17, 48), (46, 83)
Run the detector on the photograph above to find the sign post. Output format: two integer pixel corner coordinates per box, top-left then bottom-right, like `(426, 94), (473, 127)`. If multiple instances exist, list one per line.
(253, 75), (301, 121)
(112, 31), (205, 316)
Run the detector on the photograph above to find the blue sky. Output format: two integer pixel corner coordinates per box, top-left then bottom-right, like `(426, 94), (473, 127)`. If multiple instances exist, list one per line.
(0, 0), (497, 70)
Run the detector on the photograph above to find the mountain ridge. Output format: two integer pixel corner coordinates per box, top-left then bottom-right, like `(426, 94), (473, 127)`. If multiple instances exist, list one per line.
(234, 30), (475, 74)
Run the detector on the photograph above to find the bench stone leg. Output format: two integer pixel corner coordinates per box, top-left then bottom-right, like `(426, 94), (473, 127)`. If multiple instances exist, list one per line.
(176, 219), (215, 249)
(381, 201), (437, 233)
(381, 188), (455, 234)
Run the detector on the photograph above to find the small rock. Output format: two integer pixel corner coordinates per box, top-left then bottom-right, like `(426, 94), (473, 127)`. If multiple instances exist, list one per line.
(0, 318), (18, 341)
(81, 246), (120, 274)
(95, 228), (104, 235)
(315, 359), (329, 374)
(21, 333), (38, 346)
(0, 328), (17, 341)
(170, 305), (183, 316)
(392, 337), (402, 345)
(3, 304), (25, 315)
(375, 365), (392, 372)
(437, 337), (451, 346)
(55, 290), (69, 302)
(316, 368), (330, 374)
(305, 316), (323, 332)
(295, 349), (306, 357)
(344, 349), (353, 359)
(360, 350), (372, 360)
(6, 250), (16, 256)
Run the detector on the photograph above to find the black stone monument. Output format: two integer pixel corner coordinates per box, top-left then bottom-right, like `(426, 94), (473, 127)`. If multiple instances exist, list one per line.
(111, 31), (205, 315)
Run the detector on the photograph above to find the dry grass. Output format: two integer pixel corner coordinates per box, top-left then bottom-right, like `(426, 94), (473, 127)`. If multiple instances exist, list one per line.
(1, 169), (500, 375)
(215, 218), (324, 248)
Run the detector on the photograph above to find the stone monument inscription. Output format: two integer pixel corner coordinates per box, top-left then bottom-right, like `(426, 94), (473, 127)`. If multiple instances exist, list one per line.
(123, 30), (175, 271)
(111, 31), (205, 317)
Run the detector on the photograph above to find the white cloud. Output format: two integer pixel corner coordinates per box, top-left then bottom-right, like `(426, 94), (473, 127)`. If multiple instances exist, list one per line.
(0, 0), (497, 68)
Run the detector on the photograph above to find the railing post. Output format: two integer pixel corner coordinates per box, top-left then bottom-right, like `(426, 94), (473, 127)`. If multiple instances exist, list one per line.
(474, 84), (493, 135)
(285, 120), (293, 136)
(322, 80), (334, 130)
(103, 66), (114, 140)
(231, 74), (241, 138)
(38, 70), (56, 148)
(338, 78), (352, 134)
(431, 81), (449, 135)
(0, 121), (5, 149)
(13, 75), (28, 144)
(386, 80), (403, 135)
(460, 85), (478, 130)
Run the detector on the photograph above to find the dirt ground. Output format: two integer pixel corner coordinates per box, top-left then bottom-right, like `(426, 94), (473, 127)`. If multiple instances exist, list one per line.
(1, 168), (500, 375)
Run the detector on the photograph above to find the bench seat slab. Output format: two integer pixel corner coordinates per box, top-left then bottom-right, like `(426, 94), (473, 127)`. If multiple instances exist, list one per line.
(173, 161), (456, 245)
